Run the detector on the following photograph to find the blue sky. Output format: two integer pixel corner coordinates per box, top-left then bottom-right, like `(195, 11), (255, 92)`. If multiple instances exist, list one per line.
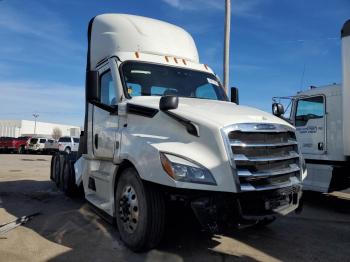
(0, 0), (349, 126)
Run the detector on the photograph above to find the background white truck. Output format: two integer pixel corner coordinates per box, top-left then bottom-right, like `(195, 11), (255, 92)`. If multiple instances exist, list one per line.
(51, 14), (306, 251)
(58, 136), (79, 154)
(272, 19), (350, 193)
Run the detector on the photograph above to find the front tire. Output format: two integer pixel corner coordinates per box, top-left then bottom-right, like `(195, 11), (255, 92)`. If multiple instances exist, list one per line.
(115, 168), (165, 252)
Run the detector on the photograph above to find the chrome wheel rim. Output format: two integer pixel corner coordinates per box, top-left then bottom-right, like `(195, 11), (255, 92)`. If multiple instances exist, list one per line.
(119, 185), (139, 233)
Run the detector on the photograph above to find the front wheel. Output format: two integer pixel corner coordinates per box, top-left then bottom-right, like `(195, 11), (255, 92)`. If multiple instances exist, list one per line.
(115, 168), (165, 252)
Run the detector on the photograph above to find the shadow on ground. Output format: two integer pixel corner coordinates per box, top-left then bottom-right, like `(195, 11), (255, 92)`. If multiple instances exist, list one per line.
(1, 179), (350, 261)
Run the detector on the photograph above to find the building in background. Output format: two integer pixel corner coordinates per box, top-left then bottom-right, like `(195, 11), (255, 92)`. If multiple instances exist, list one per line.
(0, 120), (81, 138)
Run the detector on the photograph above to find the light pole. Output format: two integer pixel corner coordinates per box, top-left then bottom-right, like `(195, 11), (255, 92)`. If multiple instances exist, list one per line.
(223, 0), (231, 93)
(33, 113), (39, 136)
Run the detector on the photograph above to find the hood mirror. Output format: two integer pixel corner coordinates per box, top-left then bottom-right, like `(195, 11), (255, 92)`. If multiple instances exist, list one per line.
(160, 95), (179, 111)
(272, 103), (285, 117)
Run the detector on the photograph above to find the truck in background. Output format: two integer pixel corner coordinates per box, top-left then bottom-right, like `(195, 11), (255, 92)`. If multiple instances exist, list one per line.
(0, 136), (30, 154)
(272, 20), (350, 193)
(58, 136), (79, 154)
(27, 137), (48, 153)
(43, 139), (59, 154)
(51, 14), (306, 251)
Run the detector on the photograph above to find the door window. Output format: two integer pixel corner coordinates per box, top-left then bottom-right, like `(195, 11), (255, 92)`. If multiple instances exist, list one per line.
(295, 96), (324, 127)
(100, 70), (116, 105)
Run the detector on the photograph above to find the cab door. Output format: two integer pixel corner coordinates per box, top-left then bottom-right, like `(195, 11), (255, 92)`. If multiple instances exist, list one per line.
(294, 95), (326, 155)
(92, 63), (119, 160)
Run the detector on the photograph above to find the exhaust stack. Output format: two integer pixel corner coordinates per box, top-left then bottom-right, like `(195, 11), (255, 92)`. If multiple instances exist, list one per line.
(341, 20), (350, 157)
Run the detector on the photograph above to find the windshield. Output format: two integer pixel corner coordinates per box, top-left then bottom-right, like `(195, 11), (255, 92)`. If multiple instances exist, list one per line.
(59, 137), (71, 142)
(121, 62), (228, 101)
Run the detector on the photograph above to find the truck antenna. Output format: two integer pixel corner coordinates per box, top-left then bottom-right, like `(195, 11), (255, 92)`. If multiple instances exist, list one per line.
(299, 62), (306, 92)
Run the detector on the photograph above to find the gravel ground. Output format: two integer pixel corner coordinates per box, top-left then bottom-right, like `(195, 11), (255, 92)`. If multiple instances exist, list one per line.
(0, 154), (349, 262)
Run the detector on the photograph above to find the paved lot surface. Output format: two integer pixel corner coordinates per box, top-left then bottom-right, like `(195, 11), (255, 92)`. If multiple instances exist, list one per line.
(0, 154), (350, 262)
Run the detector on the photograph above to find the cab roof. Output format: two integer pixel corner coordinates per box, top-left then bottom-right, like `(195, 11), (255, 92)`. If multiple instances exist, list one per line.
(89, 14), (199, 70)
(296, 84), (341, 97)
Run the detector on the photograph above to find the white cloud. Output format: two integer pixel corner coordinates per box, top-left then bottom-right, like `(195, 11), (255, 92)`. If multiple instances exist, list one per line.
(0, 81), (84, 125)
(162, 0), (182, 9)
(0, 2), (85, 125)
(161, 0), (263, 17)
(161, 0), (223, 11)
(0, 3), (84, 61)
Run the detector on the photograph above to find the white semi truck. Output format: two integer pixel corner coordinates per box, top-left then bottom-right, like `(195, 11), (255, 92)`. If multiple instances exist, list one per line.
(51, 14), (306, 251)
(272, 19), (350, 193)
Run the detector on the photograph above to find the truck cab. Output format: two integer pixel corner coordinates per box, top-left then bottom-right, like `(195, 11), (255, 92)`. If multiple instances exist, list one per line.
(52, 14), (306, 251)
(273, 85), (348, 192)
(272, 19), (350, 193)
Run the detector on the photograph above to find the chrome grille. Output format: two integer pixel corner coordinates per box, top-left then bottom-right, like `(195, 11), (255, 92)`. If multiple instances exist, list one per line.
(222, 124), (301, 192)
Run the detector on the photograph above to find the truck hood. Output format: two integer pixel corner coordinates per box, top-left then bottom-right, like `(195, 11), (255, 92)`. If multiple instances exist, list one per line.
(127, 96), (293, 129)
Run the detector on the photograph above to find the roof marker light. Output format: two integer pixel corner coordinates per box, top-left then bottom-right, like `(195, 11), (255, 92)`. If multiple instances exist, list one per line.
(182, 59), (187, 65)
(165, 56), (169, 62)
(174, 57), (178, 64)
(204, 64), (209, 70)
(135, 52), (140, 58)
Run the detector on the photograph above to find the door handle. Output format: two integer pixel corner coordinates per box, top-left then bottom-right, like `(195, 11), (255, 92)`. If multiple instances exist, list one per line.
(318, 142), (324, 151)
(94, 134), (98, 149)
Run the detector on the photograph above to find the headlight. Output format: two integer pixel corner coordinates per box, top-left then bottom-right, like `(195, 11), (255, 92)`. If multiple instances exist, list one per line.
(160, 152), (217, 185)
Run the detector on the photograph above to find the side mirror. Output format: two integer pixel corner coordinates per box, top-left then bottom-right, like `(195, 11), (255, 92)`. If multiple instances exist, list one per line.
(230, 87), (239, 104)
(160, 95), (179, 111)
(272, 103), (285, 117)
(86, 70), (99, 102)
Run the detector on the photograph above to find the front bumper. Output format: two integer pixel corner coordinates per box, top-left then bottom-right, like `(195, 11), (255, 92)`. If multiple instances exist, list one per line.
(188, 185), (302, 232)
(237, 185), (302, 217)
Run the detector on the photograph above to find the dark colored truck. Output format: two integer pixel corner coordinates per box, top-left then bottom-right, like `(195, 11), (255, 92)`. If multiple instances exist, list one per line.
(0, 136), (30, 154)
